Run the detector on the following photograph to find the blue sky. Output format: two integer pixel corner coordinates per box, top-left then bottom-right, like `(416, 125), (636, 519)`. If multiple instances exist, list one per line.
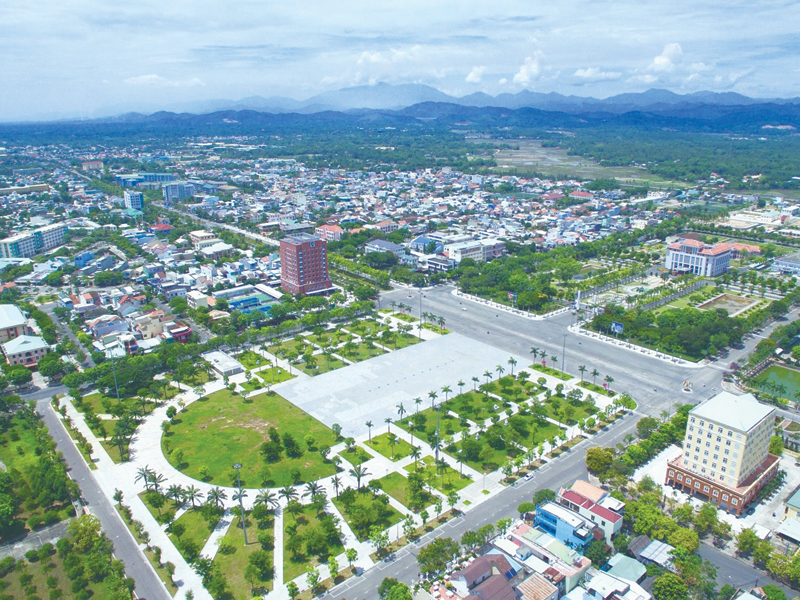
(1, 0), (797, 121)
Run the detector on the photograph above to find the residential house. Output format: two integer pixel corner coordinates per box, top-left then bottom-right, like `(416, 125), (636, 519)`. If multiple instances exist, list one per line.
(2, 334), (49, 367)
(534, 502), (599, 549)
(0, 305), (28, 342)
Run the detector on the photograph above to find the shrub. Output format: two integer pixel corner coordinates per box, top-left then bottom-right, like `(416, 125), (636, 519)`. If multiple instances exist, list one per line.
(0, 556), (15, 577)
(27, 514), (43, 530)
(24, 550), (39, 563)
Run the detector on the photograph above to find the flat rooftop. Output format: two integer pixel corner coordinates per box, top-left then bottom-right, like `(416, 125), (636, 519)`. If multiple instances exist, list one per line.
(690, 391), (774, 433)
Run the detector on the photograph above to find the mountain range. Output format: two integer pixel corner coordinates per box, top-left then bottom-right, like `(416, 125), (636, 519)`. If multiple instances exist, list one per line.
(134, 83), (800, 117)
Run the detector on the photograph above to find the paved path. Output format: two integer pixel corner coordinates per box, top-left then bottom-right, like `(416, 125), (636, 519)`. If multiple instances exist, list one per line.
(0, 520), (72, 560)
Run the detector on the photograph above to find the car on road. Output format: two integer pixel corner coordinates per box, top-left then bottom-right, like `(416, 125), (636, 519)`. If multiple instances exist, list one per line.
(462, 307), (467, 311)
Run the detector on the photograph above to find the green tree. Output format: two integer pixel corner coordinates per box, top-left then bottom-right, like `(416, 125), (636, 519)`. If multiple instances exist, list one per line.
(653, 573), (689, 600)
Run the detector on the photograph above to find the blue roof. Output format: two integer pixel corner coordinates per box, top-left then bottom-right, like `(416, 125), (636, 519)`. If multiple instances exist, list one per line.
(786, 488), (800, 510)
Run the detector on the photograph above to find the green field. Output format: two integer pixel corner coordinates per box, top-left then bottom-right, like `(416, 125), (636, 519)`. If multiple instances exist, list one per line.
(344, 318), (390, 337)
(283, 504), (344, 581)
(405, 456), (472, 494)
(337, 341), (388, 362)
(377, 472), (433, 512)
(256, 366), (294, 385)
(298, 354), (348, 375)
(338, 446), (372, 467)
(366, 432), (417, 461)
(168, 507), (221, 562)
(213, 512), (274, 597)
(332, 493), (404, 542)
(163, 389), (338, 487)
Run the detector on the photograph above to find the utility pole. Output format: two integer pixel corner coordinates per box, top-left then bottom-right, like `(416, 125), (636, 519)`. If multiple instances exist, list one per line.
(560, 334), (567, 379)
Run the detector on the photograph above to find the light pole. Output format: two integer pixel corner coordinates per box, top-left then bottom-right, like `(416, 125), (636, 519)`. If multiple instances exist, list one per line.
(233, 462), (248, 545)
(435, 402), (441, 463)
(109, 350), (121, 402)
(560, 334), (567, 379)
(418, 288), (423, 340)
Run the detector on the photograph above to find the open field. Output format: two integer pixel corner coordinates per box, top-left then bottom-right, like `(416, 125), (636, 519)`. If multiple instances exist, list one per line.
(697, 292), (761, 316)
(406, 455), (472, 495)
(163, 389), (338, 487)
(213, 512), (274, 597)
(486, 139), (686, 187)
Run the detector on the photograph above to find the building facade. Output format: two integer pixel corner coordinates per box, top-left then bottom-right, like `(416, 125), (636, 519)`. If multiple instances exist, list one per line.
(0, 223), (67, 259)
(664, 239), (731, 276)
(123, 190), (144, 210)
(0, 305), (28, 342)
(279, 234), (333, 296)
(2, 334), (49, 367)
(534, 502), (598, 549)
(665, 391), (779, 515)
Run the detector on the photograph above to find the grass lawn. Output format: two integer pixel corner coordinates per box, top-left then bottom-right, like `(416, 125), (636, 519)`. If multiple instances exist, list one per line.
(343, 318), (389, 337)
(481, 375), (538, 403)
(100, 438), (130, 464)
(284, 504), (344, 581)
(392, 312), (418, 323)
(377, 472), (433, 512)
(240, 377), (266, 393)
(268, 338), (314, 358)
(392, 332), (423, 349)
(163, 389), (338, 487)
(61, 418), (98, 470)
(443, 391), (508, 423)
(256, 366), (294, 385)
(236, 350), (270, 370)
(138, 491), (171, 525)
(396, 407), (461, 440)
(540, 398), (598, 425)
(338, 447), (372, 467)
(366, 431), (417, 461)
(332, 492), (404, 542)
(306, 330), (354, 347)
(578, 381), (616, 397)
(506, 412), (565, 449)
(115, 504), (177, 592)
(298, 354), (348, 375)
(77, 392), (157, 416)
(446, 431), (523, 473)
(214, 512), (274, 597)
(337, 341), (388, 362)
(530, 363), (573, 381)
(405, 456), (472, 494)
(168, 507), (222, 562)
(421, 322), (450, 334)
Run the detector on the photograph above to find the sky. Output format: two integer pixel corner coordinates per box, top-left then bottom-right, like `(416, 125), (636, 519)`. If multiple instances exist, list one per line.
(1, 0), (798, 121)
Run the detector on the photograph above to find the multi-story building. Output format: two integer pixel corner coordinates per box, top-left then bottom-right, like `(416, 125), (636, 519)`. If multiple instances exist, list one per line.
(0, 305), (28, 342)
(162, 181), (196, 202)
(665, 391), (779, 515)
(189, 230), (219, 249)
(534, 502), (598, 549)
(557, 480), (625, 543)
(315, 224), (344, 242)
(664, 239), (731, 276)
(123, 190), (144, 210)
(279, 234), (333, 296)
(2, 335), (49, 367)
(0, 223), (67, 259)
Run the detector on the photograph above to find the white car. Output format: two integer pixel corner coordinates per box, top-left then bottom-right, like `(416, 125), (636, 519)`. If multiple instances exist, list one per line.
(462, 307), (467, 311)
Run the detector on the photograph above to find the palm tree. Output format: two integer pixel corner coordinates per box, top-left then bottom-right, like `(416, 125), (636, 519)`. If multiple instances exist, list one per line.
(530, 346), (540, 363)
(278, 486), (298, 503)
(135, 466), (153, 491)
(254, 489), (276, 510)
(303, 481), (324, 501)
(387, 433), (398, 459)
(436, 316), (445, 333)
(396, 402), (406, 422)
(457, 380), (465, 396)
(365, 420), (373, 442)
(414, 397), (422, 414)
(604, 375), (614, 390)
(232, 488), (248, 509)
(496, 364), (505, 379)
(441, 385), (452, 403)
(578, 365), (587, 382)
(166, 484), (185, 508)
(508, 357), (517, 375)
(428, 390), (438, 409)
(484, 370), (492, 384)
(332, 475), (342, 497)
(550, 355), (557, 366)
(591, 369), (600, 386)
(385, 417), (393, 434)
(185, 485), (203, 508)
(471, 376), (479, 391)
(208, 487), (228, 509)
(150, 473), (166, 494)
(349, 465), (370, 490)
(411, 447), (422, 469)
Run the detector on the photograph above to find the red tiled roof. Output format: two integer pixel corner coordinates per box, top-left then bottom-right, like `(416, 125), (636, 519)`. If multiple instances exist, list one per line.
(560, 490), (621, 524)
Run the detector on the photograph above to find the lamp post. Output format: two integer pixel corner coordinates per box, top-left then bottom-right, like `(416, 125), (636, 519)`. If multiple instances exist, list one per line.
(233, 462), (248, 545)
(435, 402), (441, 463)
(418, 288), (424, 340)
(560, 334), (567, 379)
(109, 350), (121, 402)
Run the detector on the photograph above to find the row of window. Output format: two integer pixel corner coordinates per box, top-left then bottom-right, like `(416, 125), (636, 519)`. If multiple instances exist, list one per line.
(668, 471), (739, 504)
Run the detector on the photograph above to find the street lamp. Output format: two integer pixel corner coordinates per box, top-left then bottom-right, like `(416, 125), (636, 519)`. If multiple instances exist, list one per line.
(233, 462), (248, 545)
(418, 288), (423, 340)
(560, 334), (567, 379)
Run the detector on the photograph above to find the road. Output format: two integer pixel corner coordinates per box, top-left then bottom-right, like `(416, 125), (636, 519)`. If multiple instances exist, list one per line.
(698, 543), (793, 598)
(28, 392), (170, 600)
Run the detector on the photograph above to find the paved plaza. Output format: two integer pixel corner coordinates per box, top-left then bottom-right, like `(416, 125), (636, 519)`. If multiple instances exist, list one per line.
(275, 332), (530, 437)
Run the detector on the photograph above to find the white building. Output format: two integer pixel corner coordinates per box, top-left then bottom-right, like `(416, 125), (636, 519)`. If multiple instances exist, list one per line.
(0, 223), (67, 259)
(201, 350), (244, 377)
(664, 239), (730, 276)
(124, 190), (144, 210)
(2, 334), (49, 367)
(0, 304), (28, 342)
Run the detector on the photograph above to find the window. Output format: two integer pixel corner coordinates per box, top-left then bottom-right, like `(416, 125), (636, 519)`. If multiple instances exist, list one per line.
(732, 499), (738, 505)
(704, 486), (710, 492)
(713, 490), (719, 497)
(722, 494), (728, 501)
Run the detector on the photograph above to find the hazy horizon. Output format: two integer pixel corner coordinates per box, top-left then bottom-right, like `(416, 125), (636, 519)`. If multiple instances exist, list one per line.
(2, 1), (798, 122)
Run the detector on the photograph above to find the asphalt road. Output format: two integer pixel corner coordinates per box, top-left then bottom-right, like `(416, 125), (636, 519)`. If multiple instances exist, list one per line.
(698, 543), (793, 598)
(32, 395), (170, 600)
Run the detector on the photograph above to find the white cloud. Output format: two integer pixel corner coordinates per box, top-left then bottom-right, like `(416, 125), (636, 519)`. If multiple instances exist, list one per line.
(648, 43), (683, 72)
(728, 68), (754, 83)
(465, 66), (486, 83)
(498, 78), (508, 85)
(574, 67), (621, 82)
(513, 52), (544, 86)
(629, 74), (659, 84)
(123, 74), (203, 87)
